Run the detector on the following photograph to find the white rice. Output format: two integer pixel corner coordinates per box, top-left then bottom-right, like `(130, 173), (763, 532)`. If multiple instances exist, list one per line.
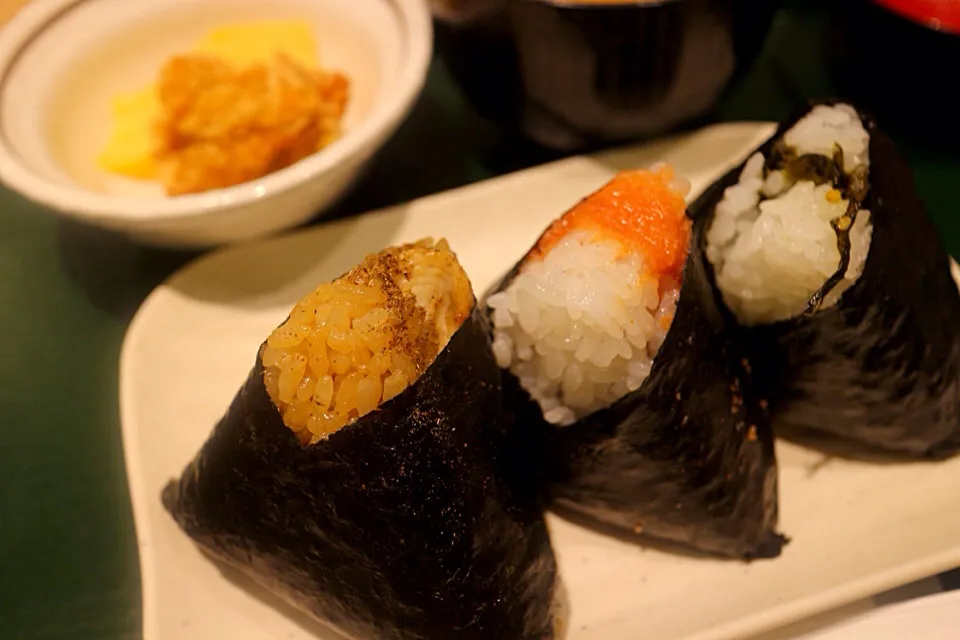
(488, 230), (680, 426)
(706, 104), (873, 325)
(783, 103), (869, 173)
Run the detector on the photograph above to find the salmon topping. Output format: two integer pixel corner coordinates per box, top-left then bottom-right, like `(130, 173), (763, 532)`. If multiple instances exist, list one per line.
(531, 165), (691, 281)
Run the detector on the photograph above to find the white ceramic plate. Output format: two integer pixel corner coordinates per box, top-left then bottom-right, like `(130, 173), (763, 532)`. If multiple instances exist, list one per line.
(798, 590), (960, 640)
(120, 122), (960, 640)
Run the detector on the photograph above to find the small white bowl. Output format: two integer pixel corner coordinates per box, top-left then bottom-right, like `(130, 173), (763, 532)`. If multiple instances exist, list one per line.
(0, 0), (432, 248)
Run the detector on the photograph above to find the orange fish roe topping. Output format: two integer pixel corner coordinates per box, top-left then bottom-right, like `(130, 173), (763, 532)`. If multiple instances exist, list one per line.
(531, 165), (691, 280)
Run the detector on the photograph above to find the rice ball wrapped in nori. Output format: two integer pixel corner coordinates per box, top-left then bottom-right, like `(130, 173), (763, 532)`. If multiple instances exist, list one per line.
(695, 101), (960, 458)
(485, 166), (785, 559)
(162, 239), (559, 640)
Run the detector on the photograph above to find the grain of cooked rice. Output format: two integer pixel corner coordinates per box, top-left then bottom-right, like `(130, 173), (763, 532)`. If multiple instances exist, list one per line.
(489, 231), (680, 425)
(489, 165), (691, 426)
(706, 104), (874, 325)
(262, 238), (473, 444)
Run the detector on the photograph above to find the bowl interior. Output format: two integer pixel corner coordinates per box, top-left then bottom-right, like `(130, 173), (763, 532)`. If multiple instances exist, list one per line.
(0, 0), (402, 198)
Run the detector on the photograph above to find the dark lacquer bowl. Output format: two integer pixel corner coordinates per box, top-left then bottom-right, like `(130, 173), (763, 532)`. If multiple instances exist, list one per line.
(433, 0), (779, 150)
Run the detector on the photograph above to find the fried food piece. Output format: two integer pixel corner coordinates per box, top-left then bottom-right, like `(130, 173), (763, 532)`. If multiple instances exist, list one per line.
(154, 53), (349, 196)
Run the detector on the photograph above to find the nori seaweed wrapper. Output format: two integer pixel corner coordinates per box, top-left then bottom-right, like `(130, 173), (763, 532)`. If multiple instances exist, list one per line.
(688, 100), (960, 459)
(485, 218), (785, 560)
(162, 304), (558, 640)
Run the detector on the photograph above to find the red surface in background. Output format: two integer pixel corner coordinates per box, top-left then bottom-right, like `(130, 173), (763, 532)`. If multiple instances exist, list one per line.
(874, 0), (960, 34)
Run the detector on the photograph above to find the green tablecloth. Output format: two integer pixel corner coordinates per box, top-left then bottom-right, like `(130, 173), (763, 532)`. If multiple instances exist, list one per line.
(2, 5), (958, 638)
